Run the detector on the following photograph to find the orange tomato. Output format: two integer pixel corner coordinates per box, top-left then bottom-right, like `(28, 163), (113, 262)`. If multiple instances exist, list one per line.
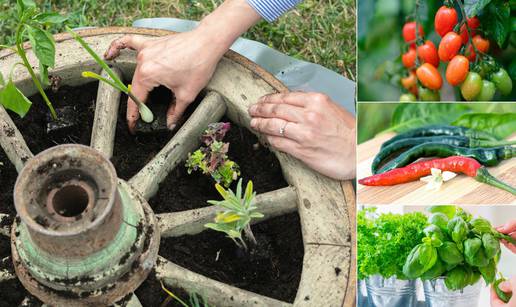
(416, 63), (443, 90)
(446, 55), (470, 86)
(402, 48), (417, 69)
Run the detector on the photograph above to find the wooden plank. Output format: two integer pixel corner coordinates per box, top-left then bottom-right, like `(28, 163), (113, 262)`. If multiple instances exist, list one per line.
(90, 68), (122, 158)
(156, 256), (291, 307)
(0, 106), (33, 172)
(357, 133), (516, 205)
(294, 245), (351, 307)
(158, 186), (298, 237)
(341, 181), (356, 307)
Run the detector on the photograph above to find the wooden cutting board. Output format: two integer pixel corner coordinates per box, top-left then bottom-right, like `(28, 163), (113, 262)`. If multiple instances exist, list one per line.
(357, 133), (516, 205)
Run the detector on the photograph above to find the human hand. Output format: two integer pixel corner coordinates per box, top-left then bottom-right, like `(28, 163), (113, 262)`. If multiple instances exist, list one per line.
(104, 0), (261, 133)
(248, 92), (356, 180)
(497, 220), (516, 253)
(491, 276), (515, 307)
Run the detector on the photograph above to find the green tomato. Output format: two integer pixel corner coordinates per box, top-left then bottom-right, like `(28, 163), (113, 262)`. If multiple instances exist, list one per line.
(400, 93), (416, 101)
(476, 80), (496, 101)
(419, 87), (441, 101)
(491, 68), (513, 96)
(461, 72), (483, 101)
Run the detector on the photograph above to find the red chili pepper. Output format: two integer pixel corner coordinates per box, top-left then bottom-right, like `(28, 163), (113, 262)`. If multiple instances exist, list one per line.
(359, 156), (516, 195)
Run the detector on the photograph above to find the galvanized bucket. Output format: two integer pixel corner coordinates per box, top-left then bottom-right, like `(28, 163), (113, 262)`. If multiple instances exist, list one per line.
(357, 279), (369, 307)
(365, 275), (417, 307)
(422, 278), (482, 307)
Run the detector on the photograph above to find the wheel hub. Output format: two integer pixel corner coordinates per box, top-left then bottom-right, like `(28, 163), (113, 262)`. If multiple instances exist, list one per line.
(11, 144), (160, 306)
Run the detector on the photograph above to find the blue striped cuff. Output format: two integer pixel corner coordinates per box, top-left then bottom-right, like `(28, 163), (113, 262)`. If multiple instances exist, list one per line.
(246, 0), (302, 22)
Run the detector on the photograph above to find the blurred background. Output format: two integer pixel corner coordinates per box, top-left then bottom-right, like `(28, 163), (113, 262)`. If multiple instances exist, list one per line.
(358, 102), (516, 143)
(0, 0), (356, 80)
(358, 0), (516, 101)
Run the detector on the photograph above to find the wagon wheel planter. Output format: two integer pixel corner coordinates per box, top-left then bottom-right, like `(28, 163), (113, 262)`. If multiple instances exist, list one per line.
(0, 28), (354, 307)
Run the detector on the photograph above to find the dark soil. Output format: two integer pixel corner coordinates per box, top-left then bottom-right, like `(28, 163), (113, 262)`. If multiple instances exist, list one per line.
(0, 83), (302, 306)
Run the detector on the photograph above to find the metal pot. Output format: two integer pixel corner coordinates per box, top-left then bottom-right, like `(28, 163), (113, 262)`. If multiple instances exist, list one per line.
(358, 279), (369, 307)
(422, 278), (482, 307)
(365, 275), (417, 307)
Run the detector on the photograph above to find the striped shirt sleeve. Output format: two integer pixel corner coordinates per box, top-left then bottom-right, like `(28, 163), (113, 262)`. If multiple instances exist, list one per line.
(246, 0), (302, 22)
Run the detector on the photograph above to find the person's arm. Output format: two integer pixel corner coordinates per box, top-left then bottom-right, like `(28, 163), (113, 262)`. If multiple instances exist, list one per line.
(104, 0), (261, 132)
(246, 0), (303, 22)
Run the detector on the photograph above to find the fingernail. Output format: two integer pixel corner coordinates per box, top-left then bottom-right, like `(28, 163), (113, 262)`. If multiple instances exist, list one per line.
(250, 119), (257, 128)
(167, 123), (176, 130)
(248, 105), (257, 114)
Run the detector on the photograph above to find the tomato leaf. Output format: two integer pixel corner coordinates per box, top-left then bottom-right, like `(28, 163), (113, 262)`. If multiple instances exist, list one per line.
(452, 113), (516, 139)
(480, 0), (511, 47)
(0, 80), (32, 117)
(26, 26), (55, 68)
(464, 0), (492, 17)
(382, 103), (471, 134)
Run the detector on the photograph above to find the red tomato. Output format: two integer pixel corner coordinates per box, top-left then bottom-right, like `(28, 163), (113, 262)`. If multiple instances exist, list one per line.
(403, 21), (424, 45)
(417, 40), (440, 67)
(473, 35), (490, 53)
(465, 44), (476, 61)
(446, 55), (470, 86)
(460, 17), (480, 44)
(401, 71), (418, 94)
(438, 32), (462, 62)
(402, 48), (417, 69)
(416, 63), (443, 90)
(435, 6), (458, 37)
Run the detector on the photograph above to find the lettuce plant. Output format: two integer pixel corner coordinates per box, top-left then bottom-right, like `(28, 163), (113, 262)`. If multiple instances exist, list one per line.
(0, 0), (67, 118)
(186, 122), (240, 187)
(205, 179), (263, 250)
(65, 26), (153, 123)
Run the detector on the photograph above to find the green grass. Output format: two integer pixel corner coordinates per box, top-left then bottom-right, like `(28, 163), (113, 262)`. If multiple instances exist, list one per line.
(0, 0), (356, 79)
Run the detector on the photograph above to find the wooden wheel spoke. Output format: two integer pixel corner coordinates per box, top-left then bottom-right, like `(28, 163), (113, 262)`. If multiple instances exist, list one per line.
(0, 256), (15, 282)
(129, 91), (226, 200)
(0, 106), (33, 172)
(0, 213), (10, 237)
(90, 68), (122, 158)
(158, 186), (298, 238)
(155, 256), (291, 307)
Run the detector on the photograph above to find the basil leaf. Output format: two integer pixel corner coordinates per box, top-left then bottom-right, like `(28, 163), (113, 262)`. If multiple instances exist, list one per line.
(429, 213), (449, 233)
(438, 241), (464, 266)
(27, 26), (55, 68)
(445, 266), (469, 291)
(0, 80), (32, 117)
(482, 233), (500, 260)
(452, 113), (516, 139)
(33, 12), (68, 25)
(464, 0), (491, 17)
(480, 0), (511, 47)
(428, 205), (457, 220)
(384, 104), (470, 134)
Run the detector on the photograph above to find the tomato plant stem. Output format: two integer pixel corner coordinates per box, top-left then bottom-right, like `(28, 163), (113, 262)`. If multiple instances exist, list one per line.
(455, 0), (481, 64)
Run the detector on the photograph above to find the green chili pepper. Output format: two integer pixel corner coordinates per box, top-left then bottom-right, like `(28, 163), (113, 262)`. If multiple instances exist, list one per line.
(380, 125), (499, 150)
(495, 277), (513, 303)
(372, 136), (516, 173)
(376, 143), (515, 174)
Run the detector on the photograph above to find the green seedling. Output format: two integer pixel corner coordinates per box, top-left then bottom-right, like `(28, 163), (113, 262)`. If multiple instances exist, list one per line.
(65, 26), (153, 123)
(186, 123), (240, 187)
(0, 0), (67, 118)
(161, 281), (209, 307)
(205, 179), (263, 250)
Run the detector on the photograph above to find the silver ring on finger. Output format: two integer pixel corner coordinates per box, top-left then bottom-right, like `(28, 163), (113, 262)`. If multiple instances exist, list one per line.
(279, 122), (289, 137)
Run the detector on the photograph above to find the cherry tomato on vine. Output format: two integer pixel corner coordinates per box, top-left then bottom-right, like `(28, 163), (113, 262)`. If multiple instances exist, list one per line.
(402, 48), (417, 69)
(419, 87), (441, 101)
(435, 6), (458, 37)
(417, 40), (440, 67)
(476, 80), (496, 101)
(438, 32), (462, 62)
(491, 68), (513, 96)
(460, 17), (480, 44)
(401, 71), (417, 92)
(460, 72), (482, 101)
(446, 55), (470, 86)
(472, 35), (490, 54)
(403, 21), (424, 46)
(416, 63), (443, 90)
(399, 93), (417, 102)
(465, 44), (476, 61)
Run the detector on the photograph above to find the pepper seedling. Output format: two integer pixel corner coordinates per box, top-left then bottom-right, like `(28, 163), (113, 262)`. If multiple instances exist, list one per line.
(160, 281), (209, 307)
(186, 122), (240, 187)
(205, 179), (263, 251)
(65, 26), (153, 123)
(0, 0), (67, 118)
